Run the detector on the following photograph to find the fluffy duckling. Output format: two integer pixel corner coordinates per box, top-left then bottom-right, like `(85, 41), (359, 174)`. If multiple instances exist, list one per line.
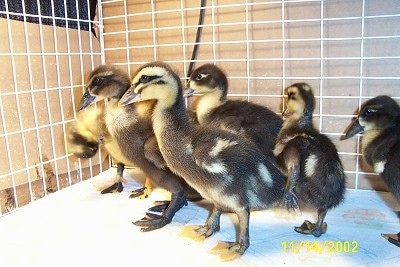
(185, 64), (283, 157)
(66, 103), (131, 194)
(274, 83), (346, 237)
(66, 105), (106, 159)
(342, 95), (400, 247)
(79, 64), (200, 231)
(119, 61), (285, 261)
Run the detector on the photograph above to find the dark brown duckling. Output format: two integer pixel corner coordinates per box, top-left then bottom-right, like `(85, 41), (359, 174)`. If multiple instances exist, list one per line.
(274, 82), (346, 237)
(78, 64), (201, 231)
(342, 95), (400, 247)
(119, 61), (285, 261)
(185, 63), (283, 158)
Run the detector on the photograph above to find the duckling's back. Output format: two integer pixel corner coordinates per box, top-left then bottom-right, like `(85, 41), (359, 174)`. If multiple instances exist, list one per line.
(363, 123), (400, 201)
(288, 132), (345, 210)
(205, 100), (283, 155)
(165, 124), (286, 210)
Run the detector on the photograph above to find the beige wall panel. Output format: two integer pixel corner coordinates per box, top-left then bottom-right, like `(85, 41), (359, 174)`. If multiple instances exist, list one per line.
(0, 18), (102, 195)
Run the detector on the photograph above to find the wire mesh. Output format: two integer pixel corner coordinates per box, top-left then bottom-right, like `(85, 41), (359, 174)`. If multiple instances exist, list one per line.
(0, 0), (106, 215)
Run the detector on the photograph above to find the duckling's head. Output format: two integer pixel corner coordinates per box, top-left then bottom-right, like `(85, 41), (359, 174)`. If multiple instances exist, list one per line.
(343, 95), (400, 139)
(284, 83), (315, 120)
(79, 65), (131, 110)
(67, 131), (99, 158)
(119, 61), (182, 107)
(185, 64), (228, 99)
(66, 107), (105, 158)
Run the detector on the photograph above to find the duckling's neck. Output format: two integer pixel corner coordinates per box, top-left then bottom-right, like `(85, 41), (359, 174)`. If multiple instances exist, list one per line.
(152, 94), (191, 138)
(104, 97), (138, 137)
(285, 110), (313, 128)
(196, 90), (226, 124)
(280, 112), (316, 140)
(361, 129), (382, 154)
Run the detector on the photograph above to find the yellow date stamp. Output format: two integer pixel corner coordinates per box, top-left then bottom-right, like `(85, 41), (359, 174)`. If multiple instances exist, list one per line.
(281, 240), (359, 254)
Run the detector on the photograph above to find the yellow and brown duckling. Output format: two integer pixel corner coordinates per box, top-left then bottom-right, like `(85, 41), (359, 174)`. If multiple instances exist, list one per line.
(185, 63), (283, 157)
(119, 61), (285, 261)
(66, 104), (108, 159)
(342, 95), (400, 247)
(274, 83), (346, 237)
(67, 85), (134, 195)
(78, 64), (201, 231)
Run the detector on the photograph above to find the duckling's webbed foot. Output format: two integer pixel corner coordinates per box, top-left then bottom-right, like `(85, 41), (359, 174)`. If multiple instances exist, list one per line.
(133, 191), (187, 232)
(100, 181), (123, 194)
(180, 207), (222, 242)
(129, 186), (151, 199)
(210, 207), (250, 261)
(129, 178), (153, 199)
(180, 224), (217, 242)
(146, 200), (170, 213)
(294, 220), (327, 237)
(99, 163), (125, 194)
(295, 209), (328, 237)
(381, 232), (400, 247)
(282, 190), (299, 212)
(210, 241), (248, 262)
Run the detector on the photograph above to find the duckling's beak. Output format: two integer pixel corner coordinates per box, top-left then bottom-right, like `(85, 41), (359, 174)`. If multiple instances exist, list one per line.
(282, 109), (293, 118)
(184, 87), (195, 97)
(342, 118), (365, 140)
(118, 87), (141, 106)
(79, 90), (97, 111)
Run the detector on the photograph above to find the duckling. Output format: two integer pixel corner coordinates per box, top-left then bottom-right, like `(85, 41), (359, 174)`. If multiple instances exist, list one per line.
(185, 64), (283, 157)
(80, 64), (201, 231)
(66, 105), (106, 159)
(66, 104), (129, 194)
(118, 61), (285, 261)
(273, 83), (346, 237)
(342, 95), (400, 247)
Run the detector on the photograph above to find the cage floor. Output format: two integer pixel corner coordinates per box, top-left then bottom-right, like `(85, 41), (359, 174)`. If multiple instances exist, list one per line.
(0, 168), (399, 267)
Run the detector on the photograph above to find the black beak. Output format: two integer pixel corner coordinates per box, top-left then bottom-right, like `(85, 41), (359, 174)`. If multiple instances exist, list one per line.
(79, 90), (97, 111)
(118, 87), (141, 106)
(342, 118), (365, 140)
(184, 87), (195, 97)
(282, 108), (293, 119)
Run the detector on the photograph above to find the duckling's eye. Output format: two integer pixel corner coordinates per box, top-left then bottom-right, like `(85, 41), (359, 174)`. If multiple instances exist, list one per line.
(364, 108), (378, 116)
(92, 77), (104, 86)
(195, 74), (203, 81)
(288, 92), (296, 99)
(140, 75), (150, 83)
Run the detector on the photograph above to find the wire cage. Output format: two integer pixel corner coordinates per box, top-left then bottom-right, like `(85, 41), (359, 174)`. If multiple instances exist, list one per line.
(0, 0), (106, 215)
(0, 0), (399, 218)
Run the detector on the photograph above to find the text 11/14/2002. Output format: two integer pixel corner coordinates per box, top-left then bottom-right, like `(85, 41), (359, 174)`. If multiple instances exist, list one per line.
(281, 240), (359, 254)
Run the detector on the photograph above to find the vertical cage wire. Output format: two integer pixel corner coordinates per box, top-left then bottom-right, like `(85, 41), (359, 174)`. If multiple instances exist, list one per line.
(0, 0), (105, 216)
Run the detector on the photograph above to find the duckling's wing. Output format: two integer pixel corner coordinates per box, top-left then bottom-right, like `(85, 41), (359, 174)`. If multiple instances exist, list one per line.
(364, 128), (400, 166)
(211, 116), (242, 133)
(143, 135), (168, 170)
(191, 135), (221, 168)
(380, 135), (400, 201)
(187, 109), (199, 125)
(189, 129), (250, 178)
